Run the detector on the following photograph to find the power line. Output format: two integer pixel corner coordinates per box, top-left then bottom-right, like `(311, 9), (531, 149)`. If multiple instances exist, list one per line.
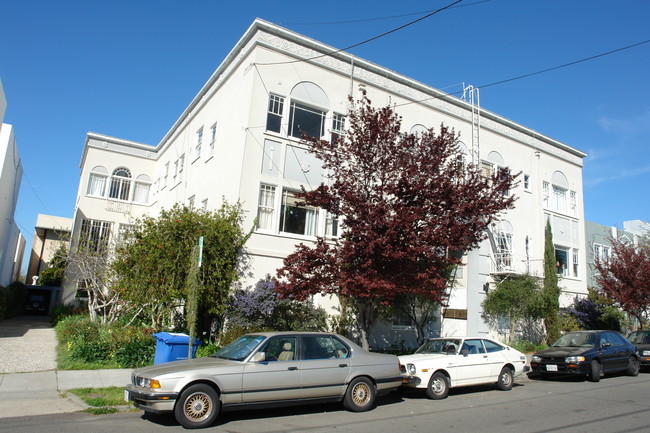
(278, 0), (490, 26)
(256, 0), (464, 66)
(22, 170), (51, 214)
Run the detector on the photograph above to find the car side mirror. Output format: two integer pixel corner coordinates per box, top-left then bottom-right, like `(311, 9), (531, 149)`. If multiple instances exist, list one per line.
(600, 342), (611, 348)
(252, 352), (266, 362)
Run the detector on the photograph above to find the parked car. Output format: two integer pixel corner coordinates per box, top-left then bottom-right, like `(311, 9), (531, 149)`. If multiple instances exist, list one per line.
(627, 330), (650, 367)
(398, 337), (529, 399)
(530, 330), (639, 382)
(24, 294), (47, 314)
(125, 332), (402, 429)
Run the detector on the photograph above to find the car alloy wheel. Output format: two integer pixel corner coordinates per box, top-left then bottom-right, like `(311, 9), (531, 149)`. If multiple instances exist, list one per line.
(174, 384), (221, 429)
(344, 377), (376, 412)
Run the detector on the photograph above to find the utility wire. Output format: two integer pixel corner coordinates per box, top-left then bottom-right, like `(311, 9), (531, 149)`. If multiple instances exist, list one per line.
(279, 0), (489, 26)
(256, 0), (464, 66)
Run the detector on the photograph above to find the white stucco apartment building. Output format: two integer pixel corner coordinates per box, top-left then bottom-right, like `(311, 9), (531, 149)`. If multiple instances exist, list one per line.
(0, 79), (25, 286)
(66, 19), (587, 347)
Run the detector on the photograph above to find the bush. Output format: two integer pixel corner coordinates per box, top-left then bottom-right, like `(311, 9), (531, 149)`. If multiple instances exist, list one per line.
(510, 339), (547, 353)
(51, 303), (83, 326)
(195, 342), (219, 358)
(55, 314), (155, 369)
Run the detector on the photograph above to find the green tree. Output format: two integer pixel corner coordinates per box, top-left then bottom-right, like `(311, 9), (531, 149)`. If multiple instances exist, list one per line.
(39, 243), (68, 287)
(112, 202), (251, 330)
(482, 274), (545, 344)
(543, 218), (561, 344)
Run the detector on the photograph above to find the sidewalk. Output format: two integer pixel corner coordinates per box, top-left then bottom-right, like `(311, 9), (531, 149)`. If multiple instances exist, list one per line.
(0, 368), (132, 418)
(0, 316), (132, 419)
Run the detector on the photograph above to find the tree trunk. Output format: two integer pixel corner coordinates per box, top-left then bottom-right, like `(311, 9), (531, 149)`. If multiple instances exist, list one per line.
(356, 301), (377, 351)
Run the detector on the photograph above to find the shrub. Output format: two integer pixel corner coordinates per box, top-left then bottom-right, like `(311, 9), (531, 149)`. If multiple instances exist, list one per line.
(51, 303), (83, 326)
(0, 282), (28, 320)
(195, 342), (219, 358)
(510, 339), (547, 353)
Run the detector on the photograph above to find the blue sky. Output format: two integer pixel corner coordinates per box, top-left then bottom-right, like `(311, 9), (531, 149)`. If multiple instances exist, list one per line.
(1, 0), (649, 269)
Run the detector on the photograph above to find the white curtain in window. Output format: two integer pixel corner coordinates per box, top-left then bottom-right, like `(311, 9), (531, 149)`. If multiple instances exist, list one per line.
(553, 186), (567, 213)
(304, 208), (317, 236)
(87, 174), (106, 196)
(257, 186), (276, 230)
(133, 182), (150, 203)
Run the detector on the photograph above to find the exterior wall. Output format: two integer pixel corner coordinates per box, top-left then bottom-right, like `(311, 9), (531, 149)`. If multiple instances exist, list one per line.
(26, 214), (73, 285)
(585, 221), (637, 290)
(623, 220), (650, 238)
(0, 123), (23, 286)
(66, 19), (588, 347)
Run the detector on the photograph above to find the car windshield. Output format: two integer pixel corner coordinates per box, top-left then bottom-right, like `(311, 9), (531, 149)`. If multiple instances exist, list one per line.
(628, 331), (650, 344)
(552, 332), (597, 348)
(415, 339), (461, 355)
(211, 335), (266, 361)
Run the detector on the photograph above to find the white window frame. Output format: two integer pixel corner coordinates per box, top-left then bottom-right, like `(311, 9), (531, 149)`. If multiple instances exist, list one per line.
(79, 219), (112, 253)
(572, 248), (579, 278)
(108, 167), (132, 202)
(87, 168), (108, 197)
(257, 184), (277, 231)
(194, 127), (203, 160)
(266, 94), (284, 134)
(209, 123), (216, 157)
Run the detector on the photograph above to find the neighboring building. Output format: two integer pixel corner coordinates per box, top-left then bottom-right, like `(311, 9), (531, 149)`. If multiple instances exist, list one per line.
(584, 221), (636, 290)
(65, 19), (588, 347)
(624, 220), (650, 239)
(26, 214), (73, 285)
(0, 79), (25, 286)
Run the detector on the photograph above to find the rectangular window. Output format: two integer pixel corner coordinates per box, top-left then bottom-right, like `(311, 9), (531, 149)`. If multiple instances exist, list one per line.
(392, 313), (414, 330)
(325, 212), (339, 238)
(442, 309), (468, 320)
(555, 247), (569, 276)
(195, 127), (203, 160)
(173, 160), (178, 183)
(280, 190), (318, 236)
(553, 186), (567, 214)
(80, 219), (111, 253)
(498, 167), (510, 196)
(288, 101), (325, 139)
(266, 94), (284, 133)
(543, 181), (550, 209)
(572, 248), (579, 277)
(480, 161), (494, 182)
(188, 195), (195, 210)
(133, 182), (150, 204)
(495, 231), (513, 270)
(163, 163), (169, 188)
(87, 173), (107, 197)
(179, 154), (185, 174)
(257, 184), (276, 230)
(201, 198), (208, 211)
(524, 174), (530, 191)
(331, 113), (346, 143)
(570, 191), (577, 217)
(209, 123), (216, 157)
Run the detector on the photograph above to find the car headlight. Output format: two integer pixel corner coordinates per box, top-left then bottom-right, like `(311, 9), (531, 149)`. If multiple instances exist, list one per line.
(134, 376), (161, 389)
(407, 364), (417, 375)
(565, 356), (585, 364)
(531, 355), (541, 363)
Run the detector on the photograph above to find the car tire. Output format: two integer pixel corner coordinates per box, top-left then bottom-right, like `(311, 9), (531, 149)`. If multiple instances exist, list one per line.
(174, 384), (221, 429)
(628, 357), (640, 377)
(425, 372), (450, 400)
(497, 367), (514, 391)
(343, 377), (376, 412)
(588, 360), (601, 382)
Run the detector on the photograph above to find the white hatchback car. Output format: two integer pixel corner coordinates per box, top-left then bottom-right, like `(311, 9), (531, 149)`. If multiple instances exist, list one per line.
(398, 337), (529, 399)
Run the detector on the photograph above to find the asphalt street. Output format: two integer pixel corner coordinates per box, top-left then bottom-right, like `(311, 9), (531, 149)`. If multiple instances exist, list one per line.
(1, 373), (648, 433)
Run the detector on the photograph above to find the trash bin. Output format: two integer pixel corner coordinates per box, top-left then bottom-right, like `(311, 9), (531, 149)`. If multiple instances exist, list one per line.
(153, 332), (202, 364)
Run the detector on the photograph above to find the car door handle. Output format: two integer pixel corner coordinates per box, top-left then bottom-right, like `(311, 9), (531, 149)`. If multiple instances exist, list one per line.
(288, 366), (298, 371)
(339, 364), (348, 368)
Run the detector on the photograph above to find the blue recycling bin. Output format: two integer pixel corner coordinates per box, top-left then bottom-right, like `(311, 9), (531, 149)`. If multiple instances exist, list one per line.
(153, 332), (202, 364)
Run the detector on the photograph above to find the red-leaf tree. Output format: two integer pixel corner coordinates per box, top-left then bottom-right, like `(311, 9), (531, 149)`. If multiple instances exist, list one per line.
(594, 237), (650, 327)
(276, 95), (518, 349)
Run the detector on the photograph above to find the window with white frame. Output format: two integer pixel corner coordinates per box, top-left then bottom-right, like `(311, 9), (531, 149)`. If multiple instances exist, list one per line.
(195, 127), (203, 160)
(392, 313), (414, 330)
(524, 174), (530, 191)
(331, 113), (346, 143)
(325, 212), (339, 238)
(555, 246), (569, 276)
(257, 184), (276, 231)
(80, 219), (111, 253)
(493, 220), (513, 271)
(87, 166), (108, 197)
(109, 167), (132, 201)
(209, 123), (216, 157)
(163, 162), (169, 188)
(288, 101), (326, 139)
(553, 185), (567, 214)
(266, 94), (284, 133)
(201, 198), (208, 211)
(280, 190), (318, 236)
(481, 161), (495, 180)
(594, 244), (611, 264)
(188, 195), (195, 210)
(572, 248), (579, 277)
(133, 174), (151, 204)
(543, 181), (550, 208)
(179, 154), (185, 175)
(173, 160), (178, 183)
(570, 191), (577, 217)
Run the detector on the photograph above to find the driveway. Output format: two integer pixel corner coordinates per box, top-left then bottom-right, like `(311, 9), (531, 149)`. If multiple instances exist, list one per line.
(0, 315), (57, 373)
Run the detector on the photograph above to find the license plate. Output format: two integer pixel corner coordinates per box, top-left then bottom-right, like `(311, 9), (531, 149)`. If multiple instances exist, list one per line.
(124, 390), (130, 402)
(546, 364), (558, 372)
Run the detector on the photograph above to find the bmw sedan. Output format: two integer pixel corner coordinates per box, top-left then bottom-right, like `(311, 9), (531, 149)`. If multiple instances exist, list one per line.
(125, 332), (402, 429)
(398, 337), (529, 399)
(530, 330), (639, 382)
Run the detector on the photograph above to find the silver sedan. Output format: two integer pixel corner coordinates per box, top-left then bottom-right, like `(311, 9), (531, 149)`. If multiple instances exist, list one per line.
(125, 331), (402, 429)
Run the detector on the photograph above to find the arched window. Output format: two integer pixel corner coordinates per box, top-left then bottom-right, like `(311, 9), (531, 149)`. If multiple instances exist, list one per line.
(109, 167), (132, 201)
(288, 82), (329, 139)
(133, 174), (151, 204)
(87, 166), (108, 197)
(409, 124), (428, 135)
